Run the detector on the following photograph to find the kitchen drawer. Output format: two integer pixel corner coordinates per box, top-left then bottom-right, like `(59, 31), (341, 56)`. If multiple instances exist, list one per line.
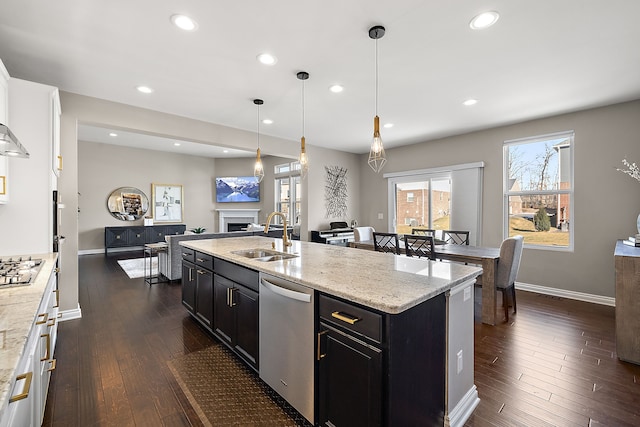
(216, 258), (259, 292)
(319, 294), (382, 344)
(194, 251), (214, 271)
(181, 247), (195, 263)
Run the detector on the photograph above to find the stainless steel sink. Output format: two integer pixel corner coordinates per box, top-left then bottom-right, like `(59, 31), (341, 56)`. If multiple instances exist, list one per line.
(231, 249), (298, 262)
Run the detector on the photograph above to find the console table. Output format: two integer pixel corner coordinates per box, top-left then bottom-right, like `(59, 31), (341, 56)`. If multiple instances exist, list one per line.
(104, 224), (186, 254)
(614, 240), (640, 365)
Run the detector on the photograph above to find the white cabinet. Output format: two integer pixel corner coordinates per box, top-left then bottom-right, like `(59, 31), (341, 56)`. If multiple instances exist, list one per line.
(0, 58), (9, 204)
(0, 267), (58, 427)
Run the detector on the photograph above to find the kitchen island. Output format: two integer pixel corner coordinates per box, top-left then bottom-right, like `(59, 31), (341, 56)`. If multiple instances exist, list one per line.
(181, 236), (482, 427)
(0, 253), (58, 426)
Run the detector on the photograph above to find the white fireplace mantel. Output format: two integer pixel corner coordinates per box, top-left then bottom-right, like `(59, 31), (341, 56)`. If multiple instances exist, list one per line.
(216, 209), (260, 232)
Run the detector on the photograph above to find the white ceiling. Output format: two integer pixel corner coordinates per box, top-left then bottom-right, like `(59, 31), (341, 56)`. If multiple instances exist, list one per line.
(1, 0), (640, 155)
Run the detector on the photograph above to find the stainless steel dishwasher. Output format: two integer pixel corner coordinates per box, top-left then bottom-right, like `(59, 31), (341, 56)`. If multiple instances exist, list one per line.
(259, 272), (315, 424)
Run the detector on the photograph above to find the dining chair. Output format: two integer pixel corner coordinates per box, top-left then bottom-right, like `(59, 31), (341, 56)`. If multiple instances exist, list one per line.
(373, 232), (400, 255)
(404, 234), (436, 260)
(442, 230), (470, 245)
(354, 226), (375, 242)
(490, 235), (524, 322)
(411, 228), (435, 236)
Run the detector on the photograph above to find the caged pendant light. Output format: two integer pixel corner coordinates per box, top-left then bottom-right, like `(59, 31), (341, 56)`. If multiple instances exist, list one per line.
(368, 25), (387, 173)
(253, 99), (265, 183)
(297, 71), (310, 179)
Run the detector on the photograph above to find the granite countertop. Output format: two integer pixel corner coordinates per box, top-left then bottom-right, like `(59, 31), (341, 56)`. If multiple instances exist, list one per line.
(0, 253), (58, 417)
(181, 236), (482, 314)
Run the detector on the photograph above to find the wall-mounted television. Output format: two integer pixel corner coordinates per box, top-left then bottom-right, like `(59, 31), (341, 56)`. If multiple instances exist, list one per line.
(215, 176), (260, 203)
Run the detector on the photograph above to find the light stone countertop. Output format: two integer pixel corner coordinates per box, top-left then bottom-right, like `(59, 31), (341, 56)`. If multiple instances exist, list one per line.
(0, 253), (58, 418)
(181, 236), (482, 314)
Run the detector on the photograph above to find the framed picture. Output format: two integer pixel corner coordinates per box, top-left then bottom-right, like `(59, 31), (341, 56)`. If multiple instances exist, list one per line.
(152, 183), (183, 223)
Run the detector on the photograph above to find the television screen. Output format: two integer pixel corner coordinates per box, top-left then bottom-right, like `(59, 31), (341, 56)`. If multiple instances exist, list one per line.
(216, 176), (260, 203)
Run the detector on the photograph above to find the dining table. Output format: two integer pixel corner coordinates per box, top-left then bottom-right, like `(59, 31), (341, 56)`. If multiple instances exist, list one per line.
(350, 240), (501, 325)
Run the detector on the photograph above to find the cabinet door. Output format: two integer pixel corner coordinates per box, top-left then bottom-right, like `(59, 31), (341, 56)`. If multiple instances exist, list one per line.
(105, 228), (128, 247)
(195, 268), (213, 329)
(213, 274), (235, 345)
(148, 226), (166, 243)
(318, 325), (383, 427)
(126, 227), (146, 246)
(181, 261), (196, 313)
(234, 284), (259, 368)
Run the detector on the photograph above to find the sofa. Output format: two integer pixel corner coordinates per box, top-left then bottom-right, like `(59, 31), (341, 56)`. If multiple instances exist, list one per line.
(159, 228), (293, 281)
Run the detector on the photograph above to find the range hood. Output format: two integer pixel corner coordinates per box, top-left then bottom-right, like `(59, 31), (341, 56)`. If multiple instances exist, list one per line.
(0, 123), (29, 158)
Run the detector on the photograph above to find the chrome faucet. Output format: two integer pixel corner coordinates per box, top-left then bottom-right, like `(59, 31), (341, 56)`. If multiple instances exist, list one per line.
(264, 212), (292, 247)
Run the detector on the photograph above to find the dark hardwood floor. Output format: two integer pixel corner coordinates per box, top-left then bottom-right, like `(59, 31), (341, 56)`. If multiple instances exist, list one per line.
(42, 252), (640, 426)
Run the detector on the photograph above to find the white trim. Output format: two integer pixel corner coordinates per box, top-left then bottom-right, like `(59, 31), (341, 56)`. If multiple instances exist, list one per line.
(59, 304), (82, 321)
(216, 208), (260, 232)
(445, 385), (480, 427)
(516, 281), (615, 306)
(382, 161), (484, 179)
(79, 248), (106, 255)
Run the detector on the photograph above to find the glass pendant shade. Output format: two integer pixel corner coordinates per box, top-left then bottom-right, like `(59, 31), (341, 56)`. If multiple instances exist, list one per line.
(368, 115), (386, 172)
(299, 136), (309, 179)
(254, 147), (264, 182)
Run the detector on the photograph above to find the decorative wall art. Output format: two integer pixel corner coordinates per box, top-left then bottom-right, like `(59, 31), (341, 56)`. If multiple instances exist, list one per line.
(324, 166), (348, 218)
(152, 183), (183, 223)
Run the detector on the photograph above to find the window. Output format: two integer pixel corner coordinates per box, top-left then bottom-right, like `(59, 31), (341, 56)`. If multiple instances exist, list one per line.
(391, 175), (451, 235)
(274, 161), (301, 225)
(504, 131), (574, 250)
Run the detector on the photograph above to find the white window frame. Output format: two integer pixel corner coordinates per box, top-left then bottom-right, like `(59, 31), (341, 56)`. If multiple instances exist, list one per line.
(503, 131), (574, 252)
(274, 161), (301, 225)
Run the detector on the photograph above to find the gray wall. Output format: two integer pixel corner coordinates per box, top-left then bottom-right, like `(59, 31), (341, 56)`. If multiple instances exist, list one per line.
(359, 100), (640, 297)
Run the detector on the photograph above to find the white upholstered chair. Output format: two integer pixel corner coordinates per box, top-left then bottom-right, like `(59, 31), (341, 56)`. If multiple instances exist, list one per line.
(354, 226), (375, 242)
(495, 235), (524, 322)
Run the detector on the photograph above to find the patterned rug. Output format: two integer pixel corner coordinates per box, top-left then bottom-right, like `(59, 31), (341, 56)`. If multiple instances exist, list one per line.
(116, 257), (157, 279)
(167, 344), (311, 426)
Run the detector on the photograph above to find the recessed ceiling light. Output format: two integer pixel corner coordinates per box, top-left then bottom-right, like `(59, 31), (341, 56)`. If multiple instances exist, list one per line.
(223, 150), (229, 153)
(262, 119), (273, 125)
(171, 14), (198, 31)
(109, 132), (118, 137)
(257, 53), (277, 65)
(469, 11), (500, 30)
(136, 85), (154, 94)
(174, 142), (181, 146)
(329, 85), (344, 93)
(383, 123), (394, 128)
(463, 99), (478, 106)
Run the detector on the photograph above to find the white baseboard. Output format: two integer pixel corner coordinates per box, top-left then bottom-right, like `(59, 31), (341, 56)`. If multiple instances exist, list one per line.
(59, 304), (82, 321)
(445, 385), (480, 427)
(515, 282), (615, 306)
(78, 248), (103, 255)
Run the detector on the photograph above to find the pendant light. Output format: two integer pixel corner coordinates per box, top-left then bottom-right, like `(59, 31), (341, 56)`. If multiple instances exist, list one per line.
(368, 25), (387, 173)
(297, 71), (310, 179)
(253, 99), (265, 182)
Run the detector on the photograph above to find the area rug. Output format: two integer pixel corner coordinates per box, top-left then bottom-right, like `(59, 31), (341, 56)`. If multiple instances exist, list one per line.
(167, 344), (311, 426)
(116, 257), (157, 279)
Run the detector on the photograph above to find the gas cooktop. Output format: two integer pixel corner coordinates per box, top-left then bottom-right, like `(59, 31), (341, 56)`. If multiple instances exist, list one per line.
(0, 257), (44, 288)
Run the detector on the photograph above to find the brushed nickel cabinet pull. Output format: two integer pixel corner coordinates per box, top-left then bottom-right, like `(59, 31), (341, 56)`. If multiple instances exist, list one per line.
(36, 313), (48, 325)
(197, 269), (205, 275)
(40, 333), (51, 361)
(188, 268), (193, 282)
(229, 288), (236, 307)
(48, 359), (57, 372)
(331, 311), (361, 325)
(196, 258), (205, 263)
(317, 330), (328, 360)
(9, 372), (33, 403)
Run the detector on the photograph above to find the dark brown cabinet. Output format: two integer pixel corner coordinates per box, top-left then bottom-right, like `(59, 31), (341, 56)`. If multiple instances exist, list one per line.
(318, 324), (382, 427)
(104, 224), (185, 253)
(181, 260), (196, 313)
(182, 251), (259, 371)
(317, 292), (447, 427)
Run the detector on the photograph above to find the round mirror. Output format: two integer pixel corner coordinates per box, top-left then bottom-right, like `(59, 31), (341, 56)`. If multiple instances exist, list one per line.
(107, 187), (149, 221)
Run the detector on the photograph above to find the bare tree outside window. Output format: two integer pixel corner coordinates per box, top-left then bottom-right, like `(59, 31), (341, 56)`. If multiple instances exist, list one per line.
(504, 132), (574, 249)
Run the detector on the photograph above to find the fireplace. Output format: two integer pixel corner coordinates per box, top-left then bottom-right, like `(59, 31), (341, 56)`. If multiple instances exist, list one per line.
(216, 209), (260, 233)
(228, 222), (249, 232)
